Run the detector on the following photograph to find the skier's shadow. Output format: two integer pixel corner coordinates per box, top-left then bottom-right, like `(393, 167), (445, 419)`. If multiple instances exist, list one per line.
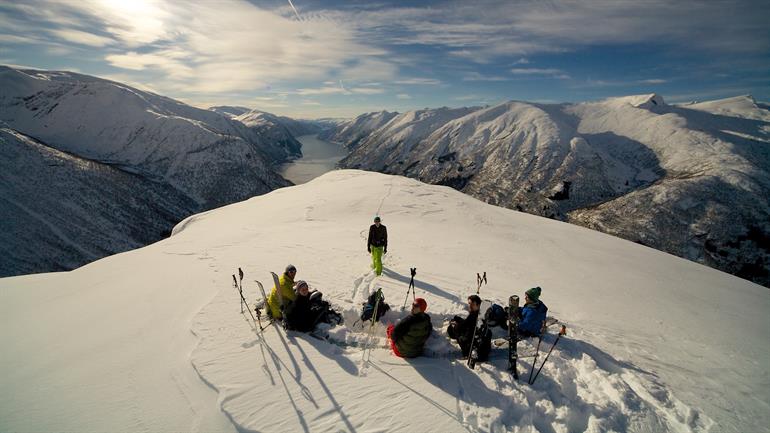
(287, 333), (359, 433)
(381, 268), (462, 304)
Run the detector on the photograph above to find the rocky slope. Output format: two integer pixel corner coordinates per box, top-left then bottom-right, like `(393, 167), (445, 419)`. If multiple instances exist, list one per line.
(335, 95), (770, 286)
(0, 66), (294, 276)
(0, 128), (198, 276)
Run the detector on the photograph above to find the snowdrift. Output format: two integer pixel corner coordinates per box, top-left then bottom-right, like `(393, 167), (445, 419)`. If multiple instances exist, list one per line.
(1, 170), (767, 432)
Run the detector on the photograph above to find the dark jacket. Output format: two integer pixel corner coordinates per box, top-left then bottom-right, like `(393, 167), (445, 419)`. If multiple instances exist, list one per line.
(284, 295), (320, 332)
(517, 300), (548, 336)
(392, 312), (431, 358)
(447, 311), (479, 356)
(367, 224), (388, 250)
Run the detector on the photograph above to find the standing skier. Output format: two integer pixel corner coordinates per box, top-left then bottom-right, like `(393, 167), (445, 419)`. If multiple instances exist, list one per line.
(516, 287), (548, 338)
(447, 295), (487, 359)
(367, 216), (388, 276)
(267, 264), (298, 320)
(387, 298), (431, 358)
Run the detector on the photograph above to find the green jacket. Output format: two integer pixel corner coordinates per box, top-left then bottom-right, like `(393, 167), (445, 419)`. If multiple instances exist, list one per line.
(392, 312), (432, 358)
(267, 273), (295, 319)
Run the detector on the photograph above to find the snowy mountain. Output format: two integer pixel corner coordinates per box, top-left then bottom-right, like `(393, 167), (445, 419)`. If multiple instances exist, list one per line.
(334, 95), (770, 287)
(209, 105), (252, 118)
(319, 109), (400, 148)
(0, 127), (197, 276)
(0, 66), (294, 276)
(232, 108), (342, 140)
(1, 170), (766, 433)
(0, 66), (292, 207)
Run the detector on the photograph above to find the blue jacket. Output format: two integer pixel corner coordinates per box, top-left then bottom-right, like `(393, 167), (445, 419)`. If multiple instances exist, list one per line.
(518, 301), (548, 336)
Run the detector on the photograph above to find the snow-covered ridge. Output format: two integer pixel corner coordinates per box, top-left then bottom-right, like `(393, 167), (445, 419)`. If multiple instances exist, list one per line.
(0, 65), (297, 276)
(1, 170), (766, 432)
(0, 65), (292, 208)
(335, 95), (770, 287)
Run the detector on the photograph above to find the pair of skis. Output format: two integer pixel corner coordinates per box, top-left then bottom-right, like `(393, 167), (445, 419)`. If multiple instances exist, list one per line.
(231, 267), (276, 333)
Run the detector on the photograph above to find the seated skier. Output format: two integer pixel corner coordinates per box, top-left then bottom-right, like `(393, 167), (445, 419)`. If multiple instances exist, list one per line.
(284, 281), (322, 332)
(447, 295), (486, 359)
(515, 287), (548, 338)
(284, 281), (342, 332)
(387, 298), (432, 358)
(267, 264), (297, 320)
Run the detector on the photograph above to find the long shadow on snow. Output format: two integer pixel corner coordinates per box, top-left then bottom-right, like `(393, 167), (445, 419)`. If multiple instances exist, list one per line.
(241, 327), (317, 433)
(286, 332), (359, 433)
(373, 332), (659, 433)
(382, 268), (463, 304)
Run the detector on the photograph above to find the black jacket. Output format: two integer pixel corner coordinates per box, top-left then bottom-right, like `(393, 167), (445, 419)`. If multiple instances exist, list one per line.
(284, 295), (319, 332)
(448, 311), (479, 356)
(367, 224), (388, 249)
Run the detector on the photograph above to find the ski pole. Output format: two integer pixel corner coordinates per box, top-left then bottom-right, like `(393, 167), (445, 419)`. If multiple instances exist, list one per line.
(233, 274), (258, 327)
(527, 333), (543, 384)
(530, 325), (567, 385)
(362, 288), (383, 364)
(475, 272), (487, 294)
(234, 274), (244, 313)
(402, 267), (417, 309)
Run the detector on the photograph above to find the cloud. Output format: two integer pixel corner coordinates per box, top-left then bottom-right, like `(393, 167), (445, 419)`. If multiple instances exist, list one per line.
(510, 68), (570, 79)
(462, 72), (508, 82)
(639, 79), (667, 84)
(394, 78), (441, 85)
(350, 87), (385, 95)
(296, 85), (384, 96)
(49, 28), (113, 47)
(396, 93), (411, 99)
(1, 0), (399, 96)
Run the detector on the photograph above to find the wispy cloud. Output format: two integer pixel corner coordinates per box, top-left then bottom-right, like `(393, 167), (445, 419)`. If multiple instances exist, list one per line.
(510, 68), (570, 79)
(394, 78), (441, 85)
(397, 93), (411, 99)
(462, 72), (508, 82)
(48, 29), (113, 47)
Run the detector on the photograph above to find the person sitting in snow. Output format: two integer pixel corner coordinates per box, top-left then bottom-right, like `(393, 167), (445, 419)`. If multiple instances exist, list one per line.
(515, 287), (548, 338)
(387, 297), (432, 358)
(267, 264), (298, 320)
(284, 280), (324, 332)
(447, 295), (489, 360)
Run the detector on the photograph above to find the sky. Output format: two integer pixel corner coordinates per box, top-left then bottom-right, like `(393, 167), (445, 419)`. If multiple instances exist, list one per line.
(0, 0), (768, 119)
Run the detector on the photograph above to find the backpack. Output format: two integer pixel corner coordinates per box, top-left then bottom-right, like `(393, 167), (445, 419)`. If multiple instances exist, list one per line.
(361, 291), (390, 322)
(484, 303), (507, 329)
(308, 292), (343, 326)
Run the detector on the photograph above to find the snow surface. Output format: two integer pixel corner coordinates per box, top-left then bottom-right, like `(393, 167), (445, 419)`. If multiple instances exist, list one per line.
(1, 170), (768, 432)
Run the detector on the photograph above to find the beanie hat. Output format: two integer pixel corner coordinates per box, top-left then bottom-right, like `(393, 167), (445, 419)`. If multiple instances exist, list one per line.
(295, 280), (308, 290)
(413, 297), (427, 312)
(525, 286), (542, 302)
(374, 216), (381, 222)
(285, 264), (297, 273)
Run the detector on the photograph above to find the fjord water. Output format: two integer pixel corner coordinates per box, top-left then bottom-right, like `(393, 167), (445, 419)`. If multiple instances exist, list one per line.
(279, 134), (348, 184)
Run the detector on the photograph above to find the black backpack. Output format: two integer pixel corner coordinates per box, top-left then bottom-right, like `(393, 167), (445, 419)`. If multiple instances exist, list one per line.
(361, 291), (390, 322)
(484, 303), (507, 329)
(308, 292), (343, 326)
